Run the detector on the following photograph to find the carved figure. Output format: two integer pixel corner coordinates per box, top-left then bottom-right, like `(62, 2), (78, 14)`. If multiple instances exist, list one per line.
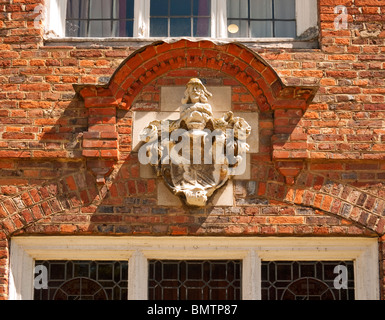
(139, 79), (251, 207)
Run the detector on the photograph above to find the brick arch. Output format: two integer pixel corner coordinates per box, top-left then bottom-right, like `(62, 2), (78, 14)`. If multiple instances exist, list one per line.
(77, 39), (317, 112)
(240, 163), (385, 235)
(76, 39), (320, 182)
(0, 164), (384, 237)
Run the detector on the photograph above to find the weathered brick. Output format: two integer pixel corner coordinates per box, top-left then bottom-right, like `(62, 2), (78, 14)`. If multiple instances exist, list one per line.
(0, 0), (385, 300)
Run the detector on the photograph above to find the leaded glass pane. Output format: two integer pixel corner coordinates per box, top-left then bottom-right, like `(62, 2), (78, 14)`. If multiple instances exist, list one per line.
(250, 21), (273, 37)
(34, 261), (128, 300)
(170, 0), (192, 16)
(275, 21), (296, 38)
(66, 0), (134, 37)
(227, 0), (296, 38)
(150, 18), (169, 37)
(148, 260), (242, 300)
(150, 0), (211, 37)
(274, 0), (295, 19)
(170, 18), (191, 37)
(151, 0), (169, 16)
(193, 18), (211, 37)
(250, 0), (272, 19)
(261, 261), (355, 300)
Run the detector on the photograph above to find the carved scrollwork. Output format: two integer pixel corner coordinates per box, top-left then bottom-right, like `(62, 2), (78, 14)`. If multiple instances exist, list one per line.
(139, 79), (251, 207)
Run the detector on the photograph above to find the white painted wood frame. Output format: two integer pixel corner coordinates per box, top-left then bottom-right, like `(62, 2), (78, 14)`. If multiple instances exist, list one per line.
(9, 236), (379, 300)
(45, 0), (318, 39)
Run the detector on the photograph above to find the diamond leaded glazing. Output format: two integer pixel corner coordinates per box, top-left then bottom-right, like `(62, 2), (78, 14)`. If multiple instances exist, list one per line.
(34, 261), (128, 300)
(148, 260), (242, 300)
(261, 261), (355, 300)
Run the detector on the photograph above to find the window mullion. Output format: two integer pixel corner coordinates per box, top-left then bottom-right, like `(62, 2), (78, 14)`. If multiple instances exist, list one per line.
(134, 0), (150, 37)
(127, 251), (148, 300)
(168, 0), (171, 38)
(86, 0), (91, 37)
(215, 0), (227, 38)
(271, 0), (275, 38)
(242, 250), (261, 300)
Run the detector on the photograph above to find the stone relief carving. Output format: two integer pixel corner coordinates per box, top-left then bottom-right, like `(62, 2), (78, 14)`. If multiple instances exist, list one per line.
(139, 78), (251, 207)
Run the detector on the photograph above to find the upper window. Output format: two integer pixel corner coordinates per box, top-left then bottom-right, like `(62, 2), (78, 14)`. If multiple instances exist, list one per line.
(149, 0), (211, 37)
(66, 0), (135, 37)
(227, 0), (296, 38)
(46, 0), (318, 39)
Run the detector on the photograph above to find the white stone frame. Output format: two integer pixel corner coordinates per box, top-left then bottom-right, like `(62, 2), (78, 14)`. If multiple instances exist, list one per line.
(44, 0), (317, 39)
(9, 236), (379, 300)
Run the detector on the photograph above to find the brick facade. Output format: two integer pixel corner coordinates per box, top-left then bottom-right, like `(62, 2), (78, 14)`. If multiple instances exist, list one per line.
(1, 0), (385, 300)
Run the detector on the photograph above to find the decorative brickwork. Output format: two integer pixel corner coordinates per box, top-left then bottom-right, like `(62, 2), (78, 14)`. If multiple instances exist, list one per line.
(0, 0), (385, 300)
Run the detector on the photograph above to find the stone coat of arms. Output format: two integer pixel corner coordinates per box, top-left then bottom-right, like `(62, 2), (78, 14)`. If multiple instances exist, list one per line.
(139, 79), (251, 207)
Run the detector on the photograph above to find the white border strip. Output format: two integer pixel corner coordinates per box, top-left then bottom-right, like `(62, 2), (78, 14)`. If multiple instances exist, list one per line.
(9, 237), (379, 300)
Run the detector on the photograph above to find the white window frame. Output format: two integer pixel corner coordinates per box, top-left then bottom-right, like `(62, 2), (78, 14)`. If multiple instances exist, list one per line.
(9, 236), (379, 300)
(44, 0), (317, 39)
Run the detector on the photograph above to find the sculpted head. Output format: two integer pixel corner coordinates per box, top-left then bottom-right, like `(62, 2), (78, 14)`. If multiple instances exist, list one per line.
(181, 78), (213, 104)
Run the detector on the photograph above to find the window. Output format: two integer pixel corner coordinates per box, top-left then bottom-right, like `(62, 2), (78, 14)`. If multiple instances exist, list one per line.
(34, 260), (128, 300)
(45, 0), (318, 39)
(66, 0), (135, 37)
(262, 261), (355, 300)
(227, 0), (296, 38)
(9, 237), (379, 300)
(149, 0), (211, 37)
(148, 260), (242, 300)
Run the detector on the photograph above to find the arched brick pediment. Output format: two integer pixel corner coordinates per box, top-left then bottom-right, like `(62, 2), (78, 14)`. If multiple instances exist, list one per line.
(76, 39), (318, 112)
(75, 39), (320, 185)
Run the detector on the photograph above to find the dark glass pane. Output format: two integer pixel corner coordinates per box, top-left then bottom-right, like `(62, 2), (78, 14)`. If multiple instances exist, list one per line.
(250, 0), (272, 19)
(261, 261), (355, 301)
(34, 261), (128, 301)
(74, 262), (90, 277)
(151, 0), (169, 16)
(250, 21), (273, 37)
(274, 0), (295, 19)
(163, 262), (179, 279)
(66, 0), (134, 37)
(187, 262), (203, 280)
(126, 0), (135, 19)
(275, 21), (296, 37)
(89, 0), (114, 19)
(50, 263), (66, 281)
(276, 263), (293, 281)
(150, 18), (169, 36)
(300, 263), (316, 278)
(97, 263), (113, 281)
(193, 18), (210, 37)
(170, 18), (191, 36)
(115, 20), (134, 37)
(66, 20), (87, 37)
(170, 0), (191, 16)
(88, 20), (112, 37)
(148, 260), (242, 301)
(67, 0), (89, 19)
(227, 0), (248, 19)
(193, 0), (211, 16)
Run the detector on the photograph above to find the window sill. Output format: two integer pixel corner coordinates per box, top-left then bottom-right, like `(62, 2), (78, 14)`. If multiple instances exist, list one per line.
(43, 36), (319, 49)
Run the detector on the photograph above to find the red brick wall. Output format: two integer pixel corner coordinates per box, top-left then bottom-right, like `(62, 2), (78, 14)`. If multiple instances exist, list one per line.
(0, 0), (385, 300)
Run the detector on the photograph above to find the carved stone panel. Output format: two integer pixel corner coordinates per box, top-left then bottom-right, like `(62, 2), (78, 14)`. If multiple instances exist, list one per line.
(139, 78), (251, 207)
